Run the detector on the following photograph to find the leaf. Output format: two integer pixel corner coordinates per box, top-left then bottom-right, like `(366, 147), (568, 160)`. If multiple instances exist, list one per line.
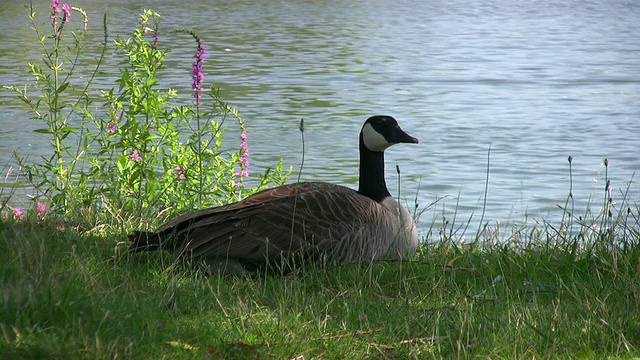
(116, 155), (127, 173)
(446, 255), (463, 268)
(33, 128), (53, 134)
(57, 82), (70, 93)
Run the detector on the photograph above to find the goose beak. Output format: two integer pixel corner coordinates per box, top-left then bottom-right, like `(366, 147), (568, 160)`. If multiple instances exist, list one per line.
(389, 126), (419, 144)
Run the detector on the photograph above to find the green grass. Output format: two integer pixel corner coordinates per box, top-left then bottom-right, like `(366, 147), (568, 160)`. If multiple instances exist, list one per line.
(4, 4), (638, 358)
(1, 205), (639, 359)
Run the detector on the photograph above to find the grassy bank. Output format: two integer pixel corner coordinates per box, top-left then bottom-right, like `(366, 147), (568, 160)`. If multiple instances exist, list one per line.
(2, 3), (639, 359)
(1, 207), (639, 359)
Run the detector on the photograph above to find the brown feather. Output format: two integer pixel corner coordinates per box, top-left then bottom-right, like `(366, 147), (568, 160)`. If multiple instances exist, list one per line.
(140, 182), (405, 269)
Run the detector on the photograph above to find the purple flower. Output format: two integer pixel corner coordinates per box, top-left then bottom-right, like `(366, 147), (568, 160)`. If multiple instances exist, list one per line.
(13, 207), (24, 220)
(174, 165), (187, 180)
(36, 203), (47, 218)
(129, 149), (141, 162)
(235, 130), (250, 187)
(149, 33), (159, 49)
(107, 123), (118, 134)
(50, 0), (70, 29)
(191, 42), (206, 100)
(50, 0), (61, 11)
(50, 0), (61, 29)
(62, 4), (71, 22)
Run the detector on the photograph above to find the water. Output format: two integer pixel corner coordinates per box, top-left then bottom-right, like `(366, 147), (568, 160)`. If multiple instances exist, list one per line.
(1, 0), (638, 237)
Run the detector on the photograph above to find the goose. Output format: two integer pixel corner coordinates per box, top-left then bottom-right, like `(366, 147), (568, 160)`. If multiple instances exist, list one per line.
(129, 115), (419, 274)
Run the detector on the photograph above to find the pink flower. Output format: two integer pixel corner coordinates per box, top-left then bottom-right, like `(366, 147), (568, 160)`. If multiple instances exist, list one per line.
(107, 123), (118, 134)
(13, 207), (24, 220)
(191, 42), (206, 100)
(174, 165), (187, 180)
(129, 149), (141, 162)
(50, 0), (61, 11)
(50, 0), (60, 29)
(36, 203), (47, 218)
(237, 131), (250, 170)
(234, 130), (250, 188)
(150, 35), (158, 49)
(62, 4), (71, 22)
(49, 0), (70, 28)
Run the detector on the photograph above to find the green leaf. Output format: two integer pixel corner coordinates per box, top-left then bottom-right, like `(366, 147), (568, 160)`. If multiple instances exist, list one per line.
(34, 128), (53, 134)
(57, 82), (70, 93)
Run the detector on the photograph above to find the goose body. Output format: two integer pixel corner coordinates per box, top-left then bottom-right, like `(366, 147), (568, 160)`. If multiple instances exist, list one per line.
(129, 115), (419, 274)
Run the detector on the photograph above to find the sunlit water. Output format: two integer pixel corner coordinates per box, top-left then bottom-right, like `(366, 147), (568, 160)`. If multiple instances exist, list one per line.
(1, 0), (638, 238)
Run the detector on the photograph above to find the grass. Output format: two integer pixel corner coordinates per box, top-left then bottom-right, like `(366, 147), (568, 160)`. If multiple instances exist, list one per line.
(1, 199), (639, 359)
(4, 4), (638, 358)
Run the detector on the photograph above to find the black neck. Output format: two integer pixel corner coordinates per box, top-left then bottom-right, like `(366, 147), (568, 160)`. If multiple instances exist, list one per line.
(357, 136), (391, 202)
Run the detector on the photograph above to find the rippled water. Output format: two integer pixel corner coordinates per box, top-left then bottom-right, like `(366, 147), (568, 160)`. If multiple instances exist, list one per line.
(1, 0), (638, 236)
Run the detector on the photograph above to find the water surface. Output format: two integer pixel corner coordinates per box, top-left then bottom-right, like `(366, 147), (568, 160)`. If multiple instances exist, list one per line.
(1, 0), (638, 238)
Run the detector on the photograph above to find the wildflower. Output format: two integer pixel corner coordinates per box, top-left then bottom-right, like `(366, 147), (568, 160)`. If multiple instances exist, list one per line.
(238, 130), (250, 165)
(150, 34), (159, 49)
(50, 0), (61, 13)
(235, 130), (250, 187)
(191, 41), (206, 100)
(13, 207), (24, 220)
(107, 123), (118, 134)
(174, 165), (187, 180)
(36, 203), (47, 219)
(238, 155), (249, 167)
(50, 0), (61, 29)
(129, 149), (141, 162)
(62, 4), (71, 22)
(50, 0), (71, 29)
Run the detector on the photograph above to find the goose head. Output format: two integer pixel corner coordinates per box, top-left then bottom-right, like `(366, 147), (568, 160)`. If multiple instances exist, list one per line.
(357, 115), (418, 202)
(360, 115), (419, 152)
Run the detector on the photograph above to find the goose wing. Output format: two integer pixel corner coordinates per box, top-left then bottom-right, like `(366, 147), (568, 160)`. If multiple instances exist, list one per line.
(157, 182), (391, 264)
(155, 182), (337, 232)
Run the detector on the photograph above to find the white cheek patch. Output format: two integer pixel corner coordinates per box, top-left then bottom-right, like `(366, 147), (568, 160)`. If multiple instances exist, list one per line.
(362, 123), (392, 151)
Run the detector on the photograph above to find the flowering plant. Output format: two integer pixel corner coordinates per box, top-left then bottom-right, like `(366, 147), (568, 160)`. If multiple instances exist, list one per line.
(3, 3), (289, 224)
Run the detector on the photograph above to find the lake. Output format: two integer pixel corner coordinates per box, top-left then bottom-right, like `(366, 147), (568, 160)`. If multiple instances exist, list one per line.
(1, 0), (638, 239)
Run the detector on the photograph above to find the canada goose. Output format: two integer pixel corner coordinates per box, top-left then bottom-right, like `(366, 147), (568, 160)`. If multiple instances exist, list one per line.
(129, 115), (419, 274)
